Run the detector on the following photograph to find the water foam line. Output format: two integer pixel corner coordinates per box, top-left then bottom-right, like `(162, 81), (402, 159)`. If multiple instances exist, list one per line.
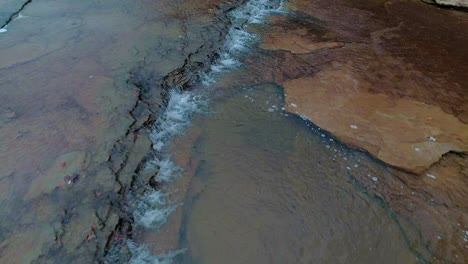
(125, 0), (285, 262)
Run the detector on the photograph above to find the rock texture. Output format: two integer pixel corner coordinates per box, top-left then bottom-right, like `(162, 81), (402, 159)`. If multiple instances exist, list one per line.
(259, 16), (345, 54)
(0, 0), (231, 262)
(0, 0), (29, 27)
(257, 0), (468, 174)
(240, 0), (468, 262)
(423, 0), (468, 9)
(283, 73), (468, 174)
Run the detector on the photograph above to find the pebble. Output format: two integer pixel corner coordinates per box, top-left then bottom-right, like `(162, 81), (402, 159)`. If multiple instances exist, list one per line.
(372, 177), (378, 182)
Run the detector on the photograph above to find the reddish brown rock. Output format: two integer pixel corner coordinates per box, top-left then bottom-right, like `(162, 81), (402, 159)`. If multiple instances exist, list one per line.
(260, 15), (345, 54)
(251, 0), (468, 262)
(283, 72), (468, 173)
(257, 0), (468, 173)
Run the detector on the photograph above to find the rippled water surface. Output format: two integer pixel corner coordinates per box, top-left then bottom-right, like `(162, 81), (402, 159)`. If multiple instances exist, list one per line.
(175, 83), (420, 263)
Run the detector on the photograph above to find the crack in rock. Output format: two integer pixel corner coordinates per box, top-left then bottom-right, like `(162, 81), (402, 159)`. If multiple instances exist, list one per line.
(1, 0), (32, 30)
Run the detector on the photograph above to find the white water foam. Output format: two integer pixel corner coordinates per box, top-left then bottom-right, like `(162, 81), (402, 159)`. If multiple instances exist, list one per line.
(145, 157), (182, 183)
(140, 0), (284, 233)
(0, 13), (29, 35)
(13, 12), (28, 21)
(201, 0), (284, 85)
(128, 241), (186, 264)
(132, 191), (178, 229)
(105, 241), (185, 264)
(125, 0), (285, 261)
(150, 89), (205, 152)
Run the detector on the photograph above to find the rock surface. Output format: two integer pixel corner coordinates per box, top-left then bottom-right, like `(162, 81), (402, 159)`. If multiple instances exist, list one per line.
(258, 0), (468, 174)
(423, 0), (468, 8)
(0, 0), (28, 27)
(239, 0), (468, 262)
(283, 74), (468, 173)
(0, 0), (229, 262)
(259, 16), (345, 54)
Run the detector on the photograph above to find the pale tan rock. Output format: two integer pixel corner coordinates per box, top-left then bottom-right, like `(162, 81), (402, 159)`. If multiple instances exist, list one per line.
(423, 0), (468, 8)
(283, 73), (468, 173)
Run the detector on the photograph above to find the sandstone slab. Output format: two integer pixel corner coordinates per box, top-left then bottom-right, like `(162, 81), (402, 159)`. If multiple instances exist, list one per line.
(284, 74), (468, 173)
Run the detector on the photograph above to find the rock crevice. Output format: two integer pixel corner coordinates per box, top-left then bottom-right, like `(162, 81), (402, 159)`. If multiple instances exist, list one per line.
(0, 0), (32, 29)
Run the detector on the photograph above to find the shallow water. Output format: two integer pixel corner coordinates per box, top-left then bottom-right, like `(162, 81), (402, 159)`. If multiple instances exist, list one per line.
(176, 83), (420, 263)
(1, 0), (464, 262)
(122, 0), (434, 262)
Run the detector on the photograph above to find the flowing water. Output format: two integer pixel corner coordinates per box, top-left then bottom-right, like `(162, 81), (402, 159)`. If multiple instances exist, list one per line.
(180, 83), (419, 263)
(1, 0), (465, 263)
(121, 0), (426, 263)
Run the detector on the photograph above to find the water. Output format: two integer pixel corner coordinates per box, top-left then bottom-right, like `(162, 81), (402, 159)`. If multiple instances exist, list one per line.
(179, 84), (419, 263)
(125, 0), (287, 261)
(123, 0), (426, 262)
(1, 0), (461, 262)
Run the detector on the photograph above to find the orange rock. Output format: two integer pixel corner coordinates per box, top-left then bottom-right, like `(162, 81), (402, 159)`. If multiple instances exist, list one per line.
(283, 73), (468, 173)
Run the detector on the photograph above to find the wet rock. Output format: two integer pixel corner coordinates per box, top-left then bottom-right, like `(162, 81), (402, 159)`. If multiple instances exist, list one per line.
(0, 0), (28, 27)
(423, 0), (468, 9)
(25, 151), (90, 200)
(0, 225), (55, 264)
(283, 74), (468, 173)
(245, 0), (468, 262)
(260, 0), (468, 173)
(260, 15), (345, 54)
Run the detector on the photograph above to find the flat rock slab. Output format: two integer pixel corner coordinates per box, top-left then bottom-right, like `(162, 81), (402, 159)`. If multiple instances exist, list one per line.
(258, 0), (468, 174)
(284, 74), (468, 173)
(0, 224), (55, 264)
(260, 15), (345, 54)
(25, 150), (90, 200)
